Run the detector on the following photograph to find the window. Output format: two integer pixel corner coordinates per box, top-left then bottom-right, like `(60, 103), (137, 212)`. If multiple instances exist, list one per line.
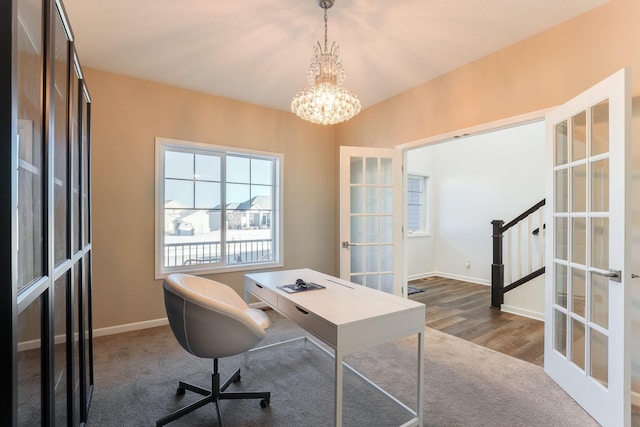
(407, 174), (429, 235)
(155, 138), (282, 277)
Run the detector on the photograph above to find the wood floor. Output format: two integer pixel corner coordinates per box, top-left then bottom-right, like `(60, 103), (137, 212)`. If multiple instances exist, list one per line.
(408, 276), (545, 367)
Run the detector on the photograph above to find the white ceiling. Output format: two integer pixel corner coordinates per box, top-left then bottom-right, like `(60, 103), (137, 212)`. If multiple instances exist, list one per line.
(63, 0), (609, 113)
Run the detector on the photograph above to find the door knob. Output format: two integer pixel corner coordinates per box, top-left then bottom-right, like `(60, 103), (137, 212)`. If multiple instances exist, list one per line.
(341, 241), (361, 248)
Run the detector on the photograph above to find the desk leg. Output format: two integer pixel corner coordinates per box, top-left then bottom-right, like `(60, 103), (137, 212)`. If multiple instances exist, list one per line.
(417, 330), (424, 426)
(335, 349), (344, 427)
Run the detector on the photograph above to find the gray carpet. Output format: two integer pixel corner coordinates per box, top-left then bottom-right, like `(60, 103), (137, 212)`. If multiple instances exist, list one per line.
(86, 310), (602, 427)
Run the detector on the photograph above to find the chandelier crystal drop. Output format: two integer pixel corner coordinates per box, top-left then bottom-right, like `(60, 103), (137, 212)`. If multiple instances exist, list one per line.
(291, 0), (361, 125)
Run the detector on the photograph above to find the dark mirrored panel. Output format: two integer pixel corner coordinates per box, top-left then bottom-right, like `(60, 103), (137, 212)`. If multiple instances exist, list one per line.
(54, 273), (70, 425)
(53, 9), (70, 266)
(17, 0), (45, 291)
(71, 62), (81, 254)
(72, 263), (81, 423)
(82, 254), (93, 412)
(81, 91), (90, 246)
(17, 295), (43, 426)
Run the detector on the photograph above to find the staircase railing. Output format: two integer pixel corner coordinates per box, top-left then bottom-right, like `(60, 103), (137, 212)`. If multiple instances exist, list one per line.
(491, 199), (546, 310)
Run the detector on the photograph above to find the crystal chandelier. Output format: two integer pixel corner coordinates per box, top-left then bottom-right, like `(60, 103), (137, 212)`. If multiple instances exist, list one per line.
(291, 0), (361, 125)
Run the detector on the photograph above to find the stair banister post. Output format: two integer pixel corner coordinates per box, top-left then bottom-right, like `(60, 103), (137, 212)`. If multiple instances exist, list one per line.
(491, 220), (505, 310)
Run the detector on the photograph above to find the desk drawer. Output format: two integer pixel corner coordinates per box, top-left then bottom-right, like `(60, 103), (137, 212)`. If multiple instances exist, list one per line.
(246, 280), (277, 307)
(277, 296), (337, 346)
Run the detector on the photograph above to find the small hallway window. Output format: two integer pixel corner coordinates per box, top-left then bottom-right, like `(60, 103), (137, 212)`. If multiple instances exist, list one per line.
(407, 174), (429, 236)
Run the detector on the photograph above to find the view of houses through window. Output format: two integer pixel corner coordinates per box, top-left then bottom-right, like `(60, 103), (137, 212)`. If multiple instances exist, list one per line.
(156, 139), (281, 275)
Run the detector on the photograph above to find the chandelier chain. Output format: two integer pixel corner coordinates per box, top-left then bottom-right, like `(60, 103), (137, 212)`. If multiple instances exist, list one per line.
(324, 7), (328, 52)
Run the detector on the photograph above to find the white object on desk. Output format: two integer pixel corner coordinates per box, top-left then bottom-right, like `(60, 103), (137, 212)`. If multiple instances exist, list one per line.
(244, 268), (425, 427)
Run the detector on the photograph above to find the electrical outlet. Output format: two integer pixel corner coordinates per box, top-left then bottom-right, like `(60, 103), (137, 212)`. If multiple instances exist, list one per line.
(465, 260), (470, 269)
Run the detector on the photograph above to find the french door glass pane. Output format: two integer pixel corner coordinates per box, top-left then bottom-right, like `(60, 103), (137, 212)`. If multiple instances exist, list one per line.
(571, 164), (586, 212)
(365, 157), (378, 184)
(365, 187), (378, 213)
(350, 274), (364, 286)
(17, 296), (42, 425)
(380, 187), (393, 214)
(591, 217), (609, 270)
(554, 263), (568, 308)
(554, 217), (568, 260)
(365, 273), (379, 289)
(380, 216), (393, 243)
(54, 13), (70, 266)
(554, 169), (568, 212)
(571, 217), (586, 265)
(554, 309), (567, 356)
(590, 329), (608, 386)
(380, 158), (393, 185)
(350, 216), (364, 243)
(590, 272), (609, 329)
(365, 217), (378, 243)
(380, 245), (393, 271)
(365, 246), (379, 272)
(571, 318), (586, 370)
(571, 267), (586, 317)
(350, 157), (363, 184)
(380, 274), (393, 293)
(555, 121), (568, 166)
(591, 159), (609, 212)
(350, 246), (363, 273)
(571, 111), (587, 161)
(350, 186), (363, 214)
(591, 100), (609, 155)
(17, 0), (45, 290)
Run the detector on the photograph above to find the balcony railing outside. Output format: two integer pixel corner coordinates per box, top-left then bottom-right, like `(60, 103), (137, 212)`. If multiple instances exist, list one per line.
(164, 239), (272, 267)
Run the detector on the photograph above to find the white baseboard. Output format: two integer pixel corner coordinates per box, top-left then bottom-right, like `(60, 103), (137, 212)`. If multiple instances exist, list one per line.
(500, 304), (544, 322)
(92, 318), (169, 338)
(408, 271), (489, 287)
(91, 303), (270, 338)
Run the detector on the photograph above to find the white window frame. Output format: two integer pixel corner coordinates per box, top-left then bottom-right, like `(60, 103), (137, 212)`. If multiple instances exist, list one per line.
(154, 137), (283, 279)
(407, 173), (430, 237)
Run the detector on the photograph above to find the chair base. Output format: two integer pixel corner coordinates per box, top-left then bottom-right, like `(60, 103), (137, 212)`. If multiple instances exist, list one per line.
(156, 360), (270, 426)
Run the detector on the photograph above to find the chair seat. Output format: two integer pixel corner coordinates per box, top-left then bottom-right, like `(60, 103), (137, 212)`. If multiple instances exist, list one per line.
(246, 307), (271, 330)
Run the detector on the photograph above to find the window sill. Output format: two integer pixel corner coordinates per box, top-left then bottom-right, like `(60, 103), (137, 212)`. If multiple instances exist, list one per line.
(407, 232), (431, 238)
(155, 260), (284, 280)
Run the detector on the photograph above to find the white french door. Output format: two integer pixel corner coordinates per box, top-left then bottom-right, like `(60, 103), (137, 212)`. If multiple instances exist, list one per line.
(544, 68), (631, 427)
(339, 146), (403, 295)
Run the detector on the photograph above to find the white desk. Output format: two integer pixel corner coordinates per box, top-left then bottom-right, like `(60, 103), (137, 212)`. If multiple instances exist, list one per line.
(244, 268), (425, 427)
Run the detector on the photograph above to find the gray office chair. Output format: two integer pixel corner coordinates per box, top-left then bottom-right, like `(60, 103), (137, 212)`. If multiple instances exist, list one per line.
(156, 273), (271, 426)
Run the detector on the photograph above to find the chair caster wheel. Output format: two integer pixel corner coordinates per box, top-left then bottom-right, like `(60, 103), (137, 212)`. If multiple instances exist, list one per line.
(260, 398), (270, 408)
(176, 387), (185, 396)
(234, 374), (241, 383)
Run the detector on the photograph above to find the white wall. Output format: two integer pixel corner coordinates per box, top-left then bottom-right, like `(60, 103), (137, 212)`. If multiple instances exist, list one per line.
(407, 120), (545, 290)
(406, 150), (436, 279)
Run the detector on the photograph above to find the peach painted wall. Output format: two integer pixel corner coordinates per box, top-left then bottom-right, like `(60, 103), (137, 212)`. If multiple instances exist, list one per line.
(85, 68), (336, 331)
(336, 0), (640, 148)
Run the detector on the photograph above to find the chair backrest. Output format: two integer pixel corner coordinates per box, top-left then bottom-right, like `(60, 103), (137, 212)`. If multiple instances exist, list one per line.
(163, 274), (267, 359)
